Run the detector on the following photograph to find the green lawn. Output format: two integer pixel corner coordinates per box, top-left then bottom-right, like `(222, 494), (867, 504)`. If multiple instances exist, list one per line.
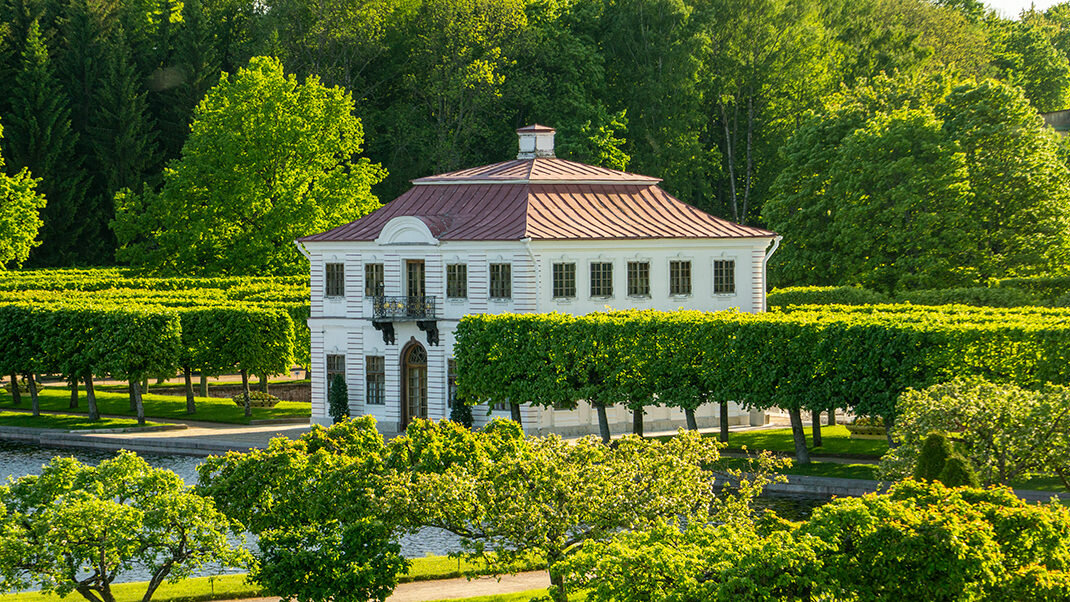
(0, 386), (309, 425)
(693, 425), (888, 458)
(0, 556), (544, 602)
(0, 411), (165, 430)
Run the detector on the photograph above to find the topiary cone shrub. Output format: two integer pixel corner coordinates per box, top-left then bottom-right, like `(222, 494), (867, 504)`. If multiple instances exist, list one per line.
(938, 455), (980, 488)
(449, 400), (473, 429)
(328, 374), (349, 424)
(914, 432), (954, 481)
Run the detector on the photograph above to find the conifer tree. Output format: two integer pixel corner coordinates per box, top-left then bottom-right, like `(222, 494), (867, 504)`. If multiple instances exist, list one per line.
(4, 19), (88, 265)
(90, 27), (159, 256)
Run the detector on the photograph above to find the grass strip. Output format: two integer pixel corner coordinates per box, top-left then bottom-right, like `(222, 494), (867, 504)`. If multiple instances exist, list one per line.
(0, 411), (166, 431)
(0, 387), (309, 425)
(0, 556), (544, 602)
(715, 425), (888, 458)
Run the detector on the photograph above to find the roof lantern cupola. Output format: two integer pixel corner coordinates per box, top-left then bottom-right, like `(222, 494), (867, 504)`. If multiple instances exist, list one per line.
(516, 124), (555, 159)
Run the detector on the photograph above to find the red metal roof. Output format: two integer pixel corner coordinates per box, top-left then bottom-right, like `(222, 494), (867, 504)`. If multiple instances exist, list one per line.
(412, 157), (659, 184)
(301, 158), (774, 242)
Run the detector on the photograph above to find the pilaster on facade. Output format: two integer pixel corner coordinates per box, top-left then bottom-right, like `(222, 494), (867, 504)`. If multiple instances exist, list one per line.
(310, 329), (326, 420)
(346, 329), (363, 414)
(310, 253), (324, 317)
(469, 253), (488, 312)
(346, 253), (363, 318)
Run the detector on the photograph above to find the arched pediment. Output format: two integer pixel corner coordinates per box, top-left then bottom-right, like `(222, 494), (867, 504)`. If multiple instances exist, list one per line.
(375, 216), (439, 246)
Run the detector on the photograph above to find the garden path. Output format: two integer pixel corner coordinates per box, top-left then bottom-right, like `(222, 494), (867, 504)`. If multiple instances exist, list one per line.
(214, 571), (550, 602)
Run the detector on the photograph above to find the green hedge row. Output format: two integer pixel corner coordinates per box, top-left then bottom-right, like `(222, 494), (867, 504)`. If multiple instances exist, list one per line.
(455, 307), (1070, 446)
(768, 279), (1070, 309)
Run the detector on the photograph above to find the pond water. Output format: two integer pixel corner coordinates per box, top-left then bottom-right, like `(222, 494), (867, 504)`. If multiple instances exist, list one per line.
(0, 441), (828, 585)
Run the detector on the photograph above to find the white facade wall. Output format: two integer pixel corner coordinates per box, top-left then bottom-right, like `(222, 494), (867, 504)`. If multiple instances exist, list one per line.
(305, 234), (775, 435)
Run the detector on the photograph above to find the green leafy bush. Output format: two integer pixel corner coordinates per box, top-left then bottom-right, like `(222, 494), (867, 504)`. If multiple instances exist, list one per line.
(995, 275), (1070, 305)
(563, 481), (1070, 602)
(232, 391), (281, 408)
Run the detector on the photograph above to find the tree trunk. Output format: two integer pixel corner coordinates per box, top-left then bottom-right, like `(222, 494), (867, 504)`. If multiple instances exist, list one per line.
(68, 377), (78, 409)
(789, 406), (810, 464)
(128, 381), (137, 411)
(685, 407), (698, 431)
(183, 366), (196, 414)
(596, 404), (611, 444)
(84, 373), (99, 421)
(9, 373), (21, 406)
(141, 377), (149, 396)
(241, 369), (252, 418)
(812, 409), (823, 449)
(632, 407), (644, 437)
(548, 565), (568, 602)
(27, 373), (39, 417)
(259, 374), (269, 394)
(719, 401), (730, 443)
(199, 373), (208, 397)
(827, 407), (837, 426)
(133, 380), (145, 426)
(509, 402), (522, 424)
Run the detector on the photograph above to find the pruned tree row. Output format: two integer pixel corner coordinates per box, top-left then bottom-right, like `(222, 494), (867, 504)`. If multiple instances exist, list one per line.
(0, 302), (295, 423)
(454, 307), (1070, 461)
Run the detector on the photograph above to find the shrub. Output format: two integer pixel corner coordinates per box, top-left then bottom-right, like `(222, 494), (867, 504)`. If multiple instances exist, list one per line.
(449, 400), (473, 428)
(328, 374), (349, 423)
(850, 416), (884, 427)
(232, 391), (281, 408)
(895, 287), (1038, 308)
(995, 275), (1070, 304)
(939, 455), (981, 488)
(914, 432), (954, 481)
(767, 286), (890, 307)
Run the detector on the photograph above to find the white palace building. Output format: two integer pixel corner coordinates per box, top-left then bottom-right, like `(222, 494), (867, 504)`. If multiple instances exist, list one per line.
(298, 125), (781, 435)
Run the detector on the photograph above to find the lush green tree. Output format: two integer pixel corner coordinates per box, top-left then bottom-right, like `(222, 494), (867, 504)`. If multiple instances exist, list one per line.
(197, 417), (406, 602)
(4, 19), (88, 266)
(766, 75), (1070, 289)
(937, 79), (1070, 279)
(0, 119), (46, 268)
(880, 378), (1070, 487)
(387, 419), (781, 602)
(0, 451), (248, 602)
(989, 18), (1070, 113)
(914, 431), (955, 481)
(113, 56), (384, 275)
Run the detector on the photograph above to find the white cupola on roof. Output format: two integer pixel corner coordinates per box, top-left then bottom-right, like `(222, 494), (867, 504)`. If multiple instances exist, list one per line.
(516, 124), (556, 159)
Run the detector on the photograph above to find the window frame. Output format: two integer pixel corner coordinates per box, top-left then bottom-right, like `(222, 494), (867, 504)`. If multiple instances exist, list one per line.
(669, 259), (692, 296)
(446, 264), (468, 299)
(365, 355), (385, 405)
(552, 262), (577, 299)
(627, 261), (650, 297)
(489, 263), (512, 300)
(590, 261), (614, 298)
(364, 263), (384, 297)
(325, 263), (345, 298)
(713, 259), (736, 295)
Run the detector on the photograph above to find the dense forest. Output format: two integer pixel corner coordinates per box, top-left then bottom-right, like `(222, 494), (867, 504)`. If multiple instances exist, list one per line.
(1, 0), (1069, 270)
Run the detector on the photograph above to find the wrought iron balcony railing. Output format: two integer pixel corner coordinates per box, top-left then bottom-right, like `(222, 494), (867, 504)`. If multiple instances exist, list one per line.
(372, 295), (437, 321)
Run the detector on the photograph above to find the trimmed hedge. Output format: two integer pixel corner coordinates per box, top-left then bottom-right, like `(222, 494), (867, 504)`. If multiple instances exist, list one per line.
(768, 286), (891, 307)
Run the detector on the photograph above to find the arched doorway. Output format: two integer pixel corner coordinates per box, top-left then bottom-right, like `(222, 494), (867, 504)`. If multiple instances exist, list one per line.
(400, 340), (428, 429)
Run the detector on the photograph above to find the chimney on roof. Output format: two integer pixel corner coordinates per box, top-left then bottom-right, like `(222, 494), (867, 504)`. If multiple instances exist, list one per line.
(517, 124), (555, 159)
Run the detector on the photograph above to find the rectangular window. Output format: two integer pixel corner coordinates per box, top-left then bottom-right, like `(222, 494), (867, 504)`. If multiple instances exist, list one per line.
(446, 264), (468, 299)
(447, 359), (458, 408)
(365, 263), (384, 297)
(713, 259), (736, 294)
(490, 263), (512, 299)
(590, 262), (613, 297)
(365, 356), (385, 405)
(326, 354), (345, 399)
(552, 263), (576, 298)
(627, 261), (649, 297)
(325, 263), (345, 297)
(670, 260), (692, 296)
